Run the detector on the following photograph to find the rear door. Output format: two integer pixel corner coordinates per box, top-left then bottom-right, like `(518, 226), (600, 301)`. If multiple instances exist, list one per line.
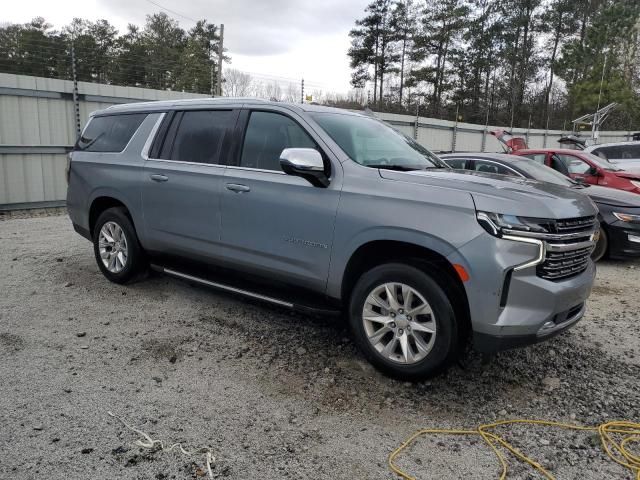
(218, 107), (342, 292)
(141, 108), (239, 256)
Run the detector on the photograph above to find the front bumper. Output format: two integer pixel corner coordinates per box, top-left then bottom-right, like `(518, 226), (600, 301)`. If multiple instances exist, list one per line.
(447, 232), (596, 353)
(606, 222), (640, 259)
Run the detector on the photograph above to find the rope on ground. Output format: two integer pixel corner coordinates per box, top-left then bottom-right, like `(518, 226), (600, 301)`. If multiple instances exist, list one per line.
(107, 411), (215, 478)
(388, 419), (640, 480)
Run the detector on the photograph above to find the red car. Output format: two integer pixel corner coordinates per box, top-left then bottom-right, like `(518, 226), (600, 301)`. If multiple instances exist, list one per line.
(490, 130), (640, 194)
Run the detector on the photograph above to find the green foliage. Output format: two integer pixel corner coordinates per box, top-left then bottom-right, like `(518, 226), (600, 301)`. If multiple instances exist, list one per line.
(348, 0), (640, 129)
(0, 12), (226, 94)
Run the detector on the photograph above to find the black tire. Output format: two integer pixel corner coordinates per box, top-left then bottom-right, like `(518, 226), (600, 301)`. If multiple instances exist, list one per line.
(92, 207), (146, 284)
(591, 227), (608, 262)
(348, 263), (458, 381)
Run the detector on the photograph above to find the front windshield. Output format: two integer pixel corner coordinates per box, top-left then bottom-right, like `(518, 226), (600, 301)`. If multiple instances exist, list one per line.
(583, 152), (622, 171)
(513, 158), (575, 187)
(311, 112), (448, 170)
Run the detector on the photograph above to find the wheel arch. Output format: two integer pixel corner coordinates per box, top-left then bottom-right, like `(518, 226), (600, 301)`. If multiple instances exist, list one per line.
(88, 195), (134, 238)
(339, 239), (472, 346)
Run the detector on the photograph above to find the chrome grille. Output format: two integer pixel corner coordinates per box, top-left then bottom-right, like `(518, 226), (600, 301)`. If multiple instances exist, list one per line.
(553, 216), (597, 234)
(536, 216), (597, 281)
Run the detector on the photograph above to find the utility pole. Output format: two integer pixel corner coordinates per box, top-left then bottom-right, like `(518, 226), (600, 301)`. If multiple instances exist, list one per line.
(301, 78), (304, 104)
(210, 63), (214, 97)
(70, 37), (81, 140)
(216, 24), (224, 96)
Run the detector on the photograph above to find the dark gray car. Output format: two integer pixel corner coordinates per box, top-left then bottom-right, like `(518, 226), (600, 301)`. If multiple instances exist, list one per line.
(66, 99), (599, 380)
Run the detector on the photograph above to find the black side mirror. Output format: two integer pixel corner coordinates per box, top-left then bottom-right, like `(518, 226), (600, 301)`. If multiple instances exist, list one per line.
(588, 166), (599, 176)
(280, 148), (329, 188)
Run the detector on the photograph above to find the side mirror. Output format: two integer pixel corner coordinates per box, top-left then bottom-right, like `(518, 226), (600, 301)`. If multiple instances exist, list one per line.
(279, 148), (329, 188)
(588, 166), (599, 176)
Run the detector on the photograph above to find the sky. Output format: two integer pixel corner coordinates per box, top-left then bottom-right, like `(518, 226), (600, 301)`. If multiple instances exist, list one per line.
(3, 0), (371, 93)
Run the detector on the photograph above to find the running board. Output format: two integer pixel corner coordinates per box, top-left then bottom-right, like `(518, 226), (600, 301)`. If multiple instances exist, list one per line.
(152, 264), (341, 316)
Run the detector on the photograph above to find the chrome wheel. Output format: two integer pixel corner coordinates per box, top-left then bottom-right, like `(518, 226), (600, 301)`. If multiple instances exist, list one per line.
(362, 282), (437, 364)
(98, 221), (128, 273)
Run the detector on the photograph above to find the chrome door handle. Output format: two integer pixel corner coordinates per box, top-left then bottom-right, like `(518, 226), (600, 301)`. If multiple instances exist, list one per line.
(150, 174), (169, 182)
(225, 183), (251, 193)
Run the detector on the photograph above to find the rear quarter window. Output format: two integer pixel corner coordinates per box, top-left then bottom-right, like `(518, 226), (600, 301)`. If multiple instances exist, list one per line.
(75, 113), (147, 152)
(593, 145), (640, 160)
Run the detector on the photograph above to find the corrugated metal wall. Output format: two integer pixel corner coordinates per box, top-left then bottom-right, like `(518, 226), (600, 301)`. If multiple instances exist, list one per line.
(0, 73), (208, 208)
(0, 73), (636, 208)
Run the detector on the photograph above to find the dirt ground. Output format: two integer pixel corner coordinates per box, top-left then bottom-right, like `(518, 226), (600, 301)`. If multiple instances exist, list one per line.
(1, 213), (639, 479)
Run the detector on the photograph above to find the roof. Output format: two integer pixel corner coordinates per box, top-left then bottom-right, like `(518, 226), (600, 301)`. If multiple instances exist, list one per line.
(440, 152), (538, 169)
(513, 148), (587, 155)
(98, 97), (362, 117)
(585, 141), (640, 151)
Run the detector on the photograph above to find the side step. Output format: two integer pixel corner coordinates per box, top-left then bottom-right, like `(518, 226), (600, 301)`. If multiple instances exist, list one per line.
(152, 264), (341, 316)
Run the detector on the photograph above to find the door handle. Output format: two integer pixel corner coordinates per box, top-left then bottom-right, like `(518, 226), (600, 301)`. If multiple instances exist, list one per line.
(225, 183), (251, 193)
(150, 174), (169, 182)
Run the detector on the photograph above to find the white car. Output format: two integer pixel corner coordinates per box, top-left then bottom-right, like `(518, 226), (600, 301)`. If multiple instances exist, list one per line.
(585, 141), (640, 169)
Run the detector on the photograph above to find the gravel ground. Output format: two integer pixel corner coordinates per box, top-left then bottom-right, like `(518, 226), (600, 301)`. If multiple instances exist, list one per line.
(0, 213), (638, 479)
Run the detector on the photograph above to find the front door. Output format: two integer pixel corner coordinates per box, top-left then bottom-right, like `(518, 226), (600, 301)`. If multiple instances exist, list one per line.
(142, 108), (239, 257)
(219, 109), (342, 292)
(552, 153), (599, 185)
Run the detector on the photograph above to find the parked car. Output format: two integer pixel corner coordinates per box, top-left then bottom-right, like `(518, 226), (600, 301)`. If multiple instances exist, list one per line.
(510, 148), (640, 195)
(67, 99), (598, 380)
(557, 136), (640, 169)
(441, 153), (640, 261)
(585, 141), (640, 169)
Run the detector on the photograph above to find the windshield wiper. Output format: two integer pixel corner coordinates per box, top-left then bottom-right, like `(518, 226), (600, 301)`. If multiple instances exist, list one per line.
(367, 164), (420, 171)
(367, 164), (435, 171)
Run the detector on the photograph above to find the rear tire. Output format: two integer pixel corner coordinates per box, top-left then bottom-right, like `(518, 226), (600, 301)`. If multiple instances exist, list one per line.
(591, 227), (608, 262)
(92, 207), (146, 284)
(348, 263), (458, 381)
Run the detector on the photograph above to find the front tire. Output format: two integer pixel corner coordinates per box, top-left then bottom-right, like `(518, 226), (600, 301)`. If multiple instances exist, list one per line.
(92, 207), (146, 284)
(348, 263), (458, 381)
(591, 227), (608, 262)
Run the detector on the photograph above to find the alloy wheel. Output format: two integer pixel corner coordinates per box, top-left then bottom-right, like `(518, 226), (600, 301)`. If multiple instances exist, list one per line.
(362, 282), (437, 364)
(98, 221), (128, 273)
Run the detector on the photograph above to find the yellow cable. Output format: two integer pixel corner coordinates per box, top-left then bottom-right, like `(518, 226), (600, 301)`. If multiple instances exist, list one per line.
(388, 419), (640, 480)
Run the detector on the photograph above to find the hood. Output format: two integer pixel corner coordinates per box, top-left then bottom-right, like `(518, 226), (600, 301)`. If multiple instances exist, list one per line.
(490, 129), (528, 153)
(379, 168), (598, 219)
(583, 185), (640, 207)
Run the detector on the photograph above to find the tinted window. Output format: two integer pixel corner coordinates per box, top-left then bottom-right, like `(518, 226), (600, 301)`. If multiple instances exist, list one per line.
(593, 145), (640, 160)
(473, 160), (518, 176)
(76, 114), (146, 152)
(444, 158), (467, 169)
(169, 110), (232, 164)
(240, 111), (316, 171)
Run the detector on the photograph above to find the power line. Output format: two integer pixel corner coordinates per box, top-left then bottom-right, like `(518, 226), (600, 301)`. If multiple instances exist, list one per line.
(143, 0), (199, 24)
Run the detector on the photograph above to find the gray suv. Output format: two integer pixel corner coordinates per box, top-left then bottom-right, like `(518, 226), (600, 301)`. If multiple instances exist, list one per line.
(67, 99), (599, 380)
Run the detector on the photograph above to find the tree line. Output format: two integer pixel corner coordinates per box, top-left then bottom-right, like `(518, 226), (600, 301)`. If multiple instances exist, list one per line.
(348, 0), (640, 130)
(0, 13), (224, 94)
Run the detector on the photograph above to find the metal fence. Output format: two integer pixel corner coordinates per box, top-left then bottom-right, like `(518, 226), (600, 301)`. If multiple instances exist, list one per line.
(0, 73), (636, 209)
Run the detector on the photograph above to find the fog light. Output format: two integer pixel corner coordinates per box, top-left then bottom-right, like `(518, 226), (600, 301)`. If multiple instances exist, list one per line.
(628, 234), (640, 244)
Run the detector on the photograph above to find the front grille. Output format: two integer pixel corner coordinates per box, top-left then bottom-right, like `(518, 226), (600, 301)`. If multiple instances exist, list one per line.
(553, 216), (597, 234)
(536, 216), (596, 281)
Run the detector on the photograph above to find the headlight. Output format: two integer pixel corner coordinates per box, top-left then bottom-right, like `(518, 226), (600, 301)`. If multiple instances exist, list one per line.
(613, 212), (640, 224)
(476, 211), (552, 237)
(630, 180), (640, 190)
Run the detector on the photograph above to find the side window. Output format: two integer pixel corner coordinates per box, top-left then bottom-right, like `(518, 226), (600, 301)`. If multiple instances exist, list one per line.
(445, 158), (467, 169)
(555, 154), (591, 175)
(473, 160), (517, 176)
(168, 110), (233, 164)
(240, 111), (316, 171)
(523, 154), (547, 165)
(591, 148), (608, 160)
(75, 113), (147, 152)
